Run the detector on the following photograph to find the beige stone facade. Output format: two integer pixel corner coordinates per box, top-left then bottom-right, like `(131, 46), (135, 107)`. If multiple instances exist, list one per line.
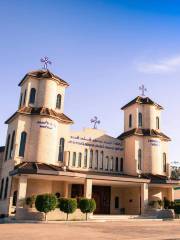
(0, 69), (179, 220)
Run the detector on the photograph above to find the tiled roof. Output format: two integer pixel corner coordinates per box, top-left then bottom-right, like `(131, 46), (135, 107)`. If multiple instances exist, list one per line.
(5, 107), (74, 124)
(69, 169), (145, 179)
(121, 96), (163, 110)
(141, 173), (170, 184)
(10, 162), (62, 175)
(18, 70), (69, 87)
(10, 162), (148, 181)
(10, 162), (179, 184)
(0, 146), (5, 153)
(118, 128), (171, 141)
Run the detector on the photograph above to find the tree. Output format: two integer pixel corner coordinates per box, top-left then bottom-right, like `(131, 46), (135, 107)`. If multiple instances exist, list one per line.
(174, 202), (180, 218)
(164, 198), (171, 209)
(171, 166), (180, 179)
(59, 198), (77, 220)
(35, 194), (57, 221)
(26, 195), (36, 208)
(79, 198), (96, 220)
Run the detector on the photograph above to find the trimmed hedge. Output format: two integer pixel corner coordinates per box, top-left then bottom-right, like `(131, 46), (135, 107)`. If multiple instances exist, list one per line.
(79, 198), (96, 220)
(59, 198), (77, 220)
(35, 194), (57, 221)
(26, 195), (36, 208)
(174, 202), (180, 215)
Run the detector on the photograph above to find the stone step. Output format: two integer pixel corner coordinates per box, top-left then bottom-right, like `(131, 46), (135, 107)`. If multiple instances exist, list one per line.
(91, 215), (139, 220)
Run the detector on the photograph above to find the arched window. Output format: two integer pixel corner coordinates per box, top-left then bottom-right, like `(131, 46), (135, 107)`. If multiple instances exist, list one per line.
(156, 117), (160, 129)
(19, 131), (27, 157)
(23, 90), (27, 105)
(100, 151), (104, 169)
(72, 152), (76, 167)
(9, 131), (15, 159)
(4, 177), (9, 199)
(56, 94), (62, 109)
(163, 153), (167, 172)
(58, 138), (65, 162)
(95, 150), (98, 169)
(89, 150), (93, 168)
(19, 93), (23, 108)
(12, 190), (18, 206)
(110, 157), (113, 171)
(115, 196), (119, 209)
(138, 112), (143, 127)
(115, 157), (119, 171)
(29, 88), (36, 104)
(78, 153), (82, 167)
(129, 114), (132, 128)
(0, 178), (4, 199)
(84, 149), (88, 168)
(120, 158), (123, 172)
(105, 156), (109, 171)
(138, 149), (142, 170)
(5, 134), (10, 161)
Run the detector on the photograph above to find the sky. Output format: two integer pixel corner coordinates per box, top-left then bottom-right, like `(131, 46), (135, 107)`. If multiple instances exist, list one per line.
(0, 0), (180, 165)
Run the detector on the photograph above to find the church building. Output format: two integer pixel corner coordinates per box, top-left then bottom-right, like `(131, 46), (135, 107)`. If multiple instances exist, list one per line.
(0, 67), (179, 220)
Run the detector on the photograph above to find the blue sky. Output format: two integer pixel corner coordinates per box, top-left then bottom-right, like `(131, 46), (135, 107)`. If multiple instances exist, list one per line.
(0, 0), (180, 165)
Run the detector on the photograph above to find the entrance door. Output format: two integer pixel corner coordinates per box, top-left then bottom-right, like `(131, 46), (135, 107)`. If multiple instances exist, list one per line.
(92, 186), (111, 214)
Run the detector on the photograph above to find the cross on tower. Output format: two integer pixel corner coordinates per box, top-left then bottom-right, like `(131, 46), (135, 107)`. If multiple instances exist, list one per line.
(91, 116), (100, 129)
(139, 84), (147, 96)
(40, 56), (52, 70)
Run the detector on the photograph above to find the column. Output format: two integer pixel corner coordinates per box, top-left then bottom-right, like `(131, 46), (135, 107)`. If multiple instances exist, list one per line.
(64, 151), (69, 167)
(84, 179), (92, 199)
(140, 183), (148, 214)
(16, 175), (28, 208)
(63, 182), (69, 198)
(167, 187), (174, 201)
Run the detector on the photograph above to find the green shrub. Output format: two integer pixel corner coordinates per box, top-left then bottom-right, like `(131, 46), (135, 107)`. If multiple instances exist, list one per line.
(148, 200), (155, 207)
(88, 199), (96, 213)
(26, 195), (36, 208)
(157, 200), (163, 208)
(164, 198), (171, 209)
(79, 198), (96, 220)
(35, 194), (57, 221)
(169, 201), (175, 209)
(174, 204), (180, 215)
(59, 198), (77, 220)
(148, 200), (161, 209)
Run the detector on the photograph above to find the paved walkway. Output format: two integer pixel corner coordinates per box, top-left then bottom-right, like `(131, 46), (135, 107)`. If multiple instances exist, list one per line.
(0, 220), (180, 240)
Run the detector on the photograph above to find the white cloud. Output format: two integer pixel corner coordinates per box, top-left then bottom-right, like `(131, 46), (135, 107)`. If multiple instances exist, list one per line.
(136, 55), (180, 74)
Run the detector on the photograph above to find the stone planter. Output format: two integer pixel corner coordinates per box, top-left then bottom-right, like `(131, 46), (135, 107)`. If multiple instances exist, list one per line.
(157, 209), (175, 219)
(16, 208), (86, 221)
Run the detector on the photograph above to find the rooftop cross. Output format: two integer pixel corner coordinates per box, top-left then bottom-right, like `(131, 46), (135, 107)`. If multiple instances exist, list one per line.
(91, 116), (100, 129)
(139, 84), (147, 96)
(40, 56), (52, 70)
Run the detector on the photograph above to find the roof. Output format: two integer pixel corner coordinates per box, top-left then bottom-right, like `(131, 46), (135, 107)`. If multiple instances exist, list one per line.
(118, 128), (171, 141)
(10, 162), (180, 185)
(5, 106), (74, 125)
(18, 70), (69, 87)
(9, 162), (147, 181)
(121, 96), (163, 110)
(141, 173), (179, 184)
(10, 162), (63, 175)
(0, 146), (5, 153)
(69, 169), (143, 179)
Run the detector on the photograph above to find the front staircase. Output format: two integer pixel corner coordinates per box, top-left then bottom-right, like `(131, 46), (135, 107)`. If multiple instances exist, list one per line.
(90, 214), (140, 221)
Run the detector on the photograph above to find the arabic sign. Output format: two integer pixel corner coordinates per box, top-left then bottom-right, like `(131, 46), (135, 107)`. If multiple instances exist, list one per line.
(148, 139), (160, 146)
(37, 120), (57, 130)
(68, 136), (123, 151)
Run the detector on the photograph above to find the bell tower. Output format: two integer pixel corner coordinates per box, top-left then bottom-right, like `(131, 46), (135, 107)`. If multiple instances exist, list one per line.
(4, 67), (73, 167)
(118, 94), (171, 177)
